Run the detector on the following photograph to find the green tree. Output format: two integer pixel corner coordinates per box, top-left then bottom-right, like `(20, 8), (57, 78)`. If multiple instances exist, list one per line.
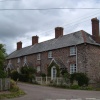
(0, 44), (6, 69)
(0, 44), (7, 78)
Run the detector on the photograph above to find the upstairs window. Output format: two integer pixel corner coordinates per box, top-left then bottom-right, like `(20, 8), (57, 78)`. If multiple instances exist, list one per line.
(17, 58), (20, 63)
(70, 46), (76, 55)
(48, 51), (52, 58)
(37, 53), (41, 60)
(9, 60), (11, 64)
(70, 64), (77, 74)
(24, 56), (27, 63)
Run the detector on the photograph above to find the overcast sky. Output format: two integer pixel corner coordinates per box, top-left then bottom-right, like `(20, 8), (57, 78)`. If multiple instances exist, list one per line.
(0, 0), (100, 54)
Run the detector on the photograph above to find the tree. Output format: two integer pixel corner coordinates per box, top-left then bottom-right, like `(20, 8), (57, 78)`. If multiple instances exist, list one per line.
(0, 44), (7, 78)
(0, 44), (6, 69)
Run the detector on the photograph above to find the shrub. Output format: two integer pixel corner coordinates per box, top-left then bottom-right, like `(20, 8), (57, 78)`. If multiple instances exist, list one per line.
(10, 70), (19, 81)
(0, 69), (7, 78)
(10, 80), (19, 92)
(20, 66), (36, 83)
(18, 74), (29, 82)
(41, 73), (46, 77)
(70, 73), (89, 86)
(70, 85), (80, 89)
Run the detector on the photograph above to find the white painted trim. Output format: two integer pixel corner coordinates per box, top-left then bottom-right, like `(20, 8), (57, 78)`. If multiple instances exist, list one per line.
(76, 46), (78, 72)
(51, 66), (57, 80)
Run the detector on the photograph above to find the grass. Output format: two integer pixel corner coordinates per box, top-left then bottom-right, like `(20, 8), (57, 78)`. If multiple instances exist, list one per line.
(0, 80), (26, 99)
(0, 89), (25, 99)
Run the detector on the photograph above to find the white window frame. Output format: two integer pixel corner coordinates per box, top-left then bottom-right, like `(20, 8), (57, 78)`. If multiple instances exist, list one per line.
(48, 51), (52, 58)
(37, 53), (41, 60)
(24, 56), (26, 63)
(70, 46), (76, 56)
(9, 60), (11, 64)
(17, 58), (20, 63)
(23, 56), (28, 66)
(70, 64), (77, 74)
(51, 66), (57, 80)
(37, 66), (40, 72)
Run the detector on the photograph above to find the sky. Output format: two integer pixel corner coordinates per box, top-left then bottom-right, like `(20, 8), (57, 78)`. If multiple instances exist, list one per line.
(0, 0), (100, 54)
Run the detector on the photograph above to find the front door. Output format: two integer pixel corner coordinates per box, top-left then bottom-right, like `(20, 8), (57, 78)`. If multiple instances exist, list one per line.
(51, 66), (57, 80)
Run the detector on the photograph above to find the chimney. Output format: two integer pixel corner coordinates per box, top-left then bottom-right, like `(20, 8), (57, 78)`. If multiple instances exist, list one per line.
(55, 27), (63, 38)
(17, 41), (22, 50)
(91, 17), (100, 43)
(32, 35), (39, 45)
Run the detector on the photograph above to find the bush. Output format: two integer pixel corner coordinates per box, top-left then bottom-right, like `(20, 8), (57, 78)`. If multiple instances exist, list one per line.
(18, 74), (29, 82)
(0, 70), (7, 78)
(41, 73), (46, 77)
(10, 70), (19, 81)
(70, 73), (89, 86)
(10, 80), (19, 92)
(20, 66), (36, 83)
(70, 85), (80, 89)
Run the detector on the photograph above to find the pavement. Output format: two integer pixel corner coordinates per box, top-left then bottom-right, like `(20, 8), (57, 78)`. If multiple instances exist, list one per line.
(6, 82), (100, 100)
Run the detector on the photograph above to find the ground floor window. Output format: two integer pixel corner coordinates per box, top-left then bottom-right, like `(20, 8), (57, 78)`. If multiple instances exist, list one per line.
(70, 64), (77, 74)
(37, 66), (40, 72)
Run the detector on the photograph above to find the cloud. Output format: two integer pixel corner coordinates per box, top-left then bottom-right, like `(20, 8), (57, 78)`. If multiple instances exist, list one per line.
(0, 0), (100, 54)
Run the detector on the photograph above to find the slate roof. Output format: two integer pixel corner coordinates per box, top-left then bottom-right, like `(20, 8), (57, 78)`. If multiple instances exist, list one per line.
(7, 30), (100, 59)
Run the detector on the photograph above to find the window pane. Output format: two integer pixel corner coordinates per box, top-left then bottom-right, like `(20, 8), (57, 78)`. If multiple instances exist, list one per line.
(37, 53), (41, 60)
(48, 51), (52, 58)
(37, 66), (40, 72)
(70, 47), (76, 55)
(70, 64), (77, 74)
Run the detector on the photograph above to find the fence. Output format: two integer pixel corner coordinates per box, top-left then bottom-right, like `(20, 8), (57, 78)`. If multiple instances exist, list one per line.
(0, 78), (10, 91)
(35, 77), (70, 85)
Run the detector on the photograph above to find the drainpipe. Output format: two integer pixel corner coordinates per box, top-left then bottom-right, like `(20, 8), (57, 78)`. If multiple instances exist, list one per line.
(76, 46), (78, 72)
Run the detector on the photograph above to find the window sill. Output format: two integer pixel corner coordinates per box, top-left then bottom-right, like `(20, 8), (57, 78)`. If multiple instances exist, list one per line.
(48, 57), (52, 59)
(37, 59), (41, 61)
(69, 54), (76, 57)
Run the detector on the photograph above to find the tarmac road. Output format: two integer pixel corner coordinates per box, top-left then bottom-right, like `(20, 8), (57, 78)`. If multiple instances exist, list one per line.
(6, 82), (100, 100)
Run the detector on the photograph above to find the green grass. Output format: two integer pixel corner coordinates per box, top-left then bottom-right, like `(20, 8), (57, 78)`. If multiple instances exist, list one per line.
(0, 89), (25, 99)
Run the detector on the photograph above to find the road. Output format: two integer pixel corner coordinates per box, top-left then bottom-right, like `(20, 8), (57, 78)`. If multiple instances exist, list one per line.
(6, 83), (100, 100)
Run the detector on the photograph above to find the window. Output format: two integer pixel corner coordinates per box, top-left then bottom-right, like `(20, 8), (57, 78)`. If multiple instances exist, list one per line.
(17, 67), (20, 73)
(23, 56), (28, 66)
(48, 51), (52, 58)
(37, 66), (40, 72)
(70, 46), (76, 55)
(70, 64), (77, 74)
(37, 53), (41, 60)
(53, 67), (56, 79)
(17, 58), (20, 63)
(24, 56), (26, 63)
(9, 60), (11, 64)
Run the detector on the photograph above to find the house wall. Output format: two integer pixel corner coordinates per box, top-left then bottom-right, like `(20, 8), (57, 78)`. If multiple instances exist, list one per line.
(6, 47), (76, 74)
(77, 43), (100, 82)
(77, 44), (87, 73)
(7, 43), (100, 82)
(85, 44), (100, 81)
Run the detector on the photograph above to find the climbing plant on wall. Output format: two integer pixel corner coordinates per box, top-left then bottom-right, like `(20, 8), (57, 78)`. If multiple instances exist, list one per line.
(47, 61), (60, 77)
